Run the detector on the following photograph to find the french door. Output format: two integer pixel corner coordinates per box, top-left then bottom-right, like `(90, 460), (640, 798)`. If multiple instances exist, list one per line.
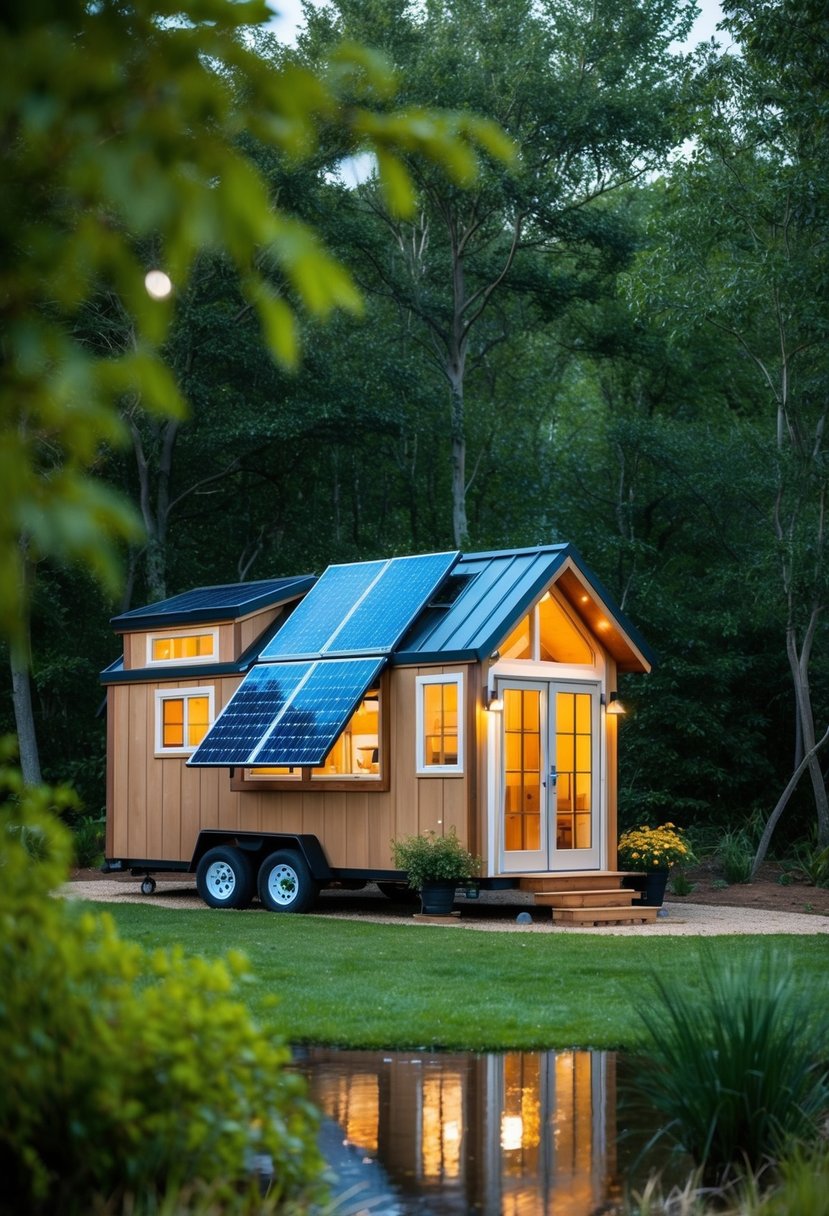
(498, 679), (601, 872)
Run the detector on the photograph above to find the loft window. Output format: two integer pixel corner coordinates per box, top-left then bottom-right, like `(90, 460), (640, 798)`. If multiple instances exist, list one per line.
(155, 688), (214, 754)
(147, 629), (219, 666)
(416, 673), (463, 775)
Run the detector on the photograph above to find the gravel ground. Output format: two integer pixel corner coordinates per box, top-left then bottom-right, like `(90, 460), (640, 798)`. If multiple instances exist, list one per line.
(60, 876), (829, 937)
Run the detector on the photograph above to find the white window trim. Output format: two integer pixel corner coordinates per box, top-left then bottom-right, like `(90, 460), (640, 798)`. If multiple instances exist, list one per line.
(154, 686), (215, 755)
(146, 628), (220, 667)
(416, 672), (464, 776)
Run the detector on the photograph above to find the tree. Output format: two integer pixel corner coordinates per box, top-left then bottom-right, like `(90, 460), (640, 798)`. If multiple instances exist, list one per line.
(0, 0), (510, 641)
(1, 0), (510, 779)
(298, 0), (697, 545)
(649, 0), (829, 847)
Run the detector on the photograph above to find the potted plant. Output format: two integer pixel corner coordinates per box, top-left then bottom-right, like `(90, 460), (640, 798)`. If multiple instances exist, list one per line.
(618, 822), (694, 907)
(390, 828), (480, 916)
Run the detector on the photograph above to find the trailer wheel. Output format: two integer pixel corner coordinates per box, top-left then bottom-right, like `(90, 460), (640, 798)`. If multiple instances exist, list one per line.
(141, 876), (157, 896)
(258, 850), (319, 913)
(196, 846), (255, 910)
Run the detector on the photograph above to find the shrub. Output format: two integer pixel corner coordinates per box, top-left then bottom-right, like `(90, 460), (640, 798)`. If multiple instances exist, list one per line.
(0, 751), (325, 1215)
(617, 823), (694, 870)
(390, 827), (480, 890)
(716, 829), (754, 884)
(634, 948), (829, 1185)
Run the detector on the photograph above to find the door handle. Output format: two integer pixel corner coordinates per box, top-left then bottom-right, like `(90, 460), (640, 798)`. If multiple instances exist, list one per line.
(549, 766), (557, 789)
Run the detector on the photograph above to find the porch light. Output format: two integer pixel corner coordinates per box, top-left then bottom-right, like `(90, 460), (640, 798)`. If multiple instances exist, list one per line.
(605, 692), (626, 715)
(486, 689), (504, 713)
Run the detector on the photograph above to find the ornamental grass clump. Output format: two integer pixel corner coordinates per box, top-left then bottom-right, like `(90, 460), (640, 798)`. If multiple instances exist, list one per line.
(390, 827), (480, 891)
(618, 822), (693, 870)
(634, 947), (829, 1186)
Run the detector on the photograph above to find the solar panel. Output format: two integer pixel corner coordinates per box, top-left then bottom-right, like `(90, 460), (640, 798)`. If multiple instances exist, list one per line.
(188, 661), (313, 766)
(259, 552), (458, 660)
(253, 657), (385, 767)
(259, 561), (386, 660)
(328, 552), (458, 654)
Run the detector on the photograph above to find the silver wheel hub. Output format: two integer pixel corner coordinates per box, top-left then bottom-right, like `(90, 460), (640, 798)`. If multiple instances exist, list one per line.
(267, 863), (298, 906)
(205, 859), (236, 900)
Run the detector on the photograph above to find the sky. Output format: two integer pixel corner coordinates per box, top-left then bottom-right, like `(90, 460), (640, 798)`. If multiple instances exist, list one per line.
(267, 0), (725, 48)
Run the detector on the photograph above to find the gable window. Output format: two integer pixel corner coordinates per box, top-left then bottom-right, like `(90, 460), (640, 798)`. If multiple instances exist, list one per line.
(416, 673), (463, 775)
(147, 630), (218, 666)
(155, 688), (214, 754)
(498, 594), (594, 665)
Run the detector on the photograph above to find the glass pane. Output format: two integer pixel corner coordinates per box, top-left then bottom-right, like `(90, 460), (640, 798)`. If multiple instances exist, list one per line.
(501, 615), (531, 660)
(538, 595), (593, 664)
(557, 736), (574, 772)
(575, 693), (591, 733)
(576, 735), (591, 772)
(162, 698), (184, 747)
(557, 693), (574, 733)
(523, 690), (540, 731)
(524, 733), (540, 770)
(421, 680), (459, 768)
(186, 696), (210, 746)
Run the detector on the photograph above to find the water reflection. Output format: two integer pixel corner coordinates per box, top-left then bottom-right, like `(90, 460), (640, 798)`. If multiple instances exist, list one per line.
(294, 1047), (645, 1215)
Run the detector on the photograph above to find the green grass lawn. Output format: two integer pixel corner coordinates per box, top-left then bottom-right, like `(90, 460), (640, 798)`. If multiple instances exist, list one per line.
(86, 901), (829, 1052)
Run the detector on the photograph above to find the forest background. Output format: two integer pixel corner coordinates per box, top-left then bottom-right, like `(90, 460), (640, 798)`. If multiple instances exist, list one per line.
(3, 0), (827, 863)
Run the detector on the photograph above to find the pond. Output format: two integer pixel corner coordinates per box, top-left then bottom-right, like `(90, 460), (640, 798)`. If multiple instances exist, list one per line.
(293, 1047), (680, 1216)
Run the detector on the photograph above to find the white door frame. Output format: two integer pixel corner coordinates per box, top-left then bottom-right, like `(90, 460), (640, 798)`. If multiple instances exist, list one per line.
(488, 666), (606, 874)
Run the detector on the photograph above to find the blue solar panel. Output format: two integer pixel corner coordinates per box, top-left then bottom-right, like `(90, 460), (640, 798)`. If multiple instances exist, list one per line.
(259, 561), (386, 660)
(259, 552), (458, 660)
(188, 661), (312, 766)
(253, 657), (385, 767)
(328, 553), (458, 654)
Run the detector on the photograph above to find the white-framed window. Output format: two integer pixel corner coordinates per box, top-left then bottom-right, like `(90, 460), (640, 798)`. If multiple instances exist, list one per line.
(154, 687), (215, 755)
(146, 629), (219, 667)
(416, 673), (463, 775)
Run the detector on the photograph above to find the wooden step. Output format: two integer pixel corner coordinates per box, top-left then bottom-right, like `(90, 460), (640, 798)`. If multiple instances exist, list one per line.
(534, 889), (639, 909)
(517, 871), (636, 894)
(552, 906), (659, 926)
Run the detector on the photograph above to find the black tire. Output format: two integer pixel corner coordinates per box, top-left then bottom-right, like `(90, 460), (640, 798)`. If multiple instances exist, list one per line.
(377, 881), (418, 903)
(257, 850), (319, 913)
(196, 846), (255, 910)
(141, 876), (156, 896)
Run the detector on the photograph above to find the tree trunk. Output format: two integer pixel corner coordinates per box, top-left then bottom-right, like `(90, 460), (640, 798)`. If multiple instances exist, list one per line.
(449, 370), (467, 548)
(10, 645), (42, 786)
(752, 723), (829, 875)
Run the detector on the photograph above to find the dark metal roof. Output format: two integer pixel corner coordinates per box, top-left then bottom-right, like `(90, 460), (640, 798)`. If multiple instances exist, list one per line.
(394, 544), (655, 671)
(110, 576), (315, 632)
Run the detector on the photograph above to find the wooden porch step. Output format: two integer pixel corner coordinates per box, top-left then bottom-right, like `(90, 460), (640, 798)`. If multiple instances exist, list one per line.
(533, 889), (639, 909)
(517, 871), (637, 895)
(552, 905), (659, 926)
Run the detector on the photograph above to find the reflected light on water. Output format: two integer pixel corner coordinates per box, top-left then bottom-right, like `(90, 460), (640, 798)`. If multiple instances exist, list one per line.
(295, 1046), (645, 1214)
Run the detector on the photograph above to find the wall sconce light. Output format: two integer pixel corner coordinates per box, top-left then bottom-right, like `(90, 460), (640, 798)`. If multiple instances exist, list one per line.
(486, 688), (504, 712)
(604, 692), (626, 715)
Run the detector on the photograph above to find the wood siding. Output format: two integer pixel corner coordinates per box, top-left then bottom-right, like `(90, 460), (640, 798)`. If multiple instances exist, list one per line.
(106, 663), (478, 872)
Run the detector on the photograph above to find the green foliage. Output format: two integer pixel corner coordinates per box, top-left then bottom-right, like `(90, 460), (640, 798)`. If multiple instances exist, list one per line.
(787, 838), (829, 888)
(71, 813), (106, 868)
(1, 0), (509, 644)
(669, 870), (695, 897)
(635, 948), (829, 1184)
(0, 753), (325, 1215)
(390, 827), (480, 890)
(716, 829), (755, 885)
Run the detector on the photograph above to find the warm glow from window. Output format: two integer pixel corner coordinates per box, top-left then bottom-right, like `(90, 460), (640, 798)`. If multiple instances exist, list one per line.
(416, 674), (463, 773)
(312, 691), (380, 778)
(538, 597), (593, 663)
(421, 1072), (463, 1180)
(150, 632), (216, 663)
(501, 615), (531, 659)
(156, 689), (213, 754)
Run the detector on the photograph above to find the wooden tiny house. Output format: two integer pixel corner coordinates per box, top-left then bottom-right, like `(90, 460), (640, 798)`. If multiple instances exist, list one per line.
(102, 546), (654, 915)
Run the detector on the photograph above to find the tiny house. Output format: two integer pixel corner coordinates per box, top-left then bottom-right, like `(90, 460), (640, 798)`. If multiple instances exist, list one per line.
(101, 545), (653, 915)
